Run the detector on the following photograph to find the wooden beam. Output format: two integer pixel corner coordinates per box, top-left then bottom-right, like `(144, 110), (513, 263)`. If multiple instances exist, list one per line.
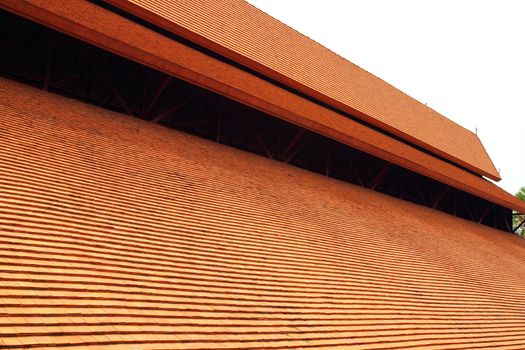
(280, 128), (304, 161)
(345, 156), (364, 187)
(276, 123), (282, 158)
(245, 117), (273, 159)
(103, 76), (133, 116)
(71, 45), (85, 98)
(503, 209), (512, 232)
(431, 187), (450, 209)
(461, 194), (475, 221)
(144, 75), (171, 117)
(412, 176), (428, 206)
(369, 163), (391, 190)
(42, 32), (55, 91)
(52, 58), (116, 86)
(53, 69), (90, 86)
(151, 97), (191, 123)
(216, 113), (222, 143)
(140, 73), (148, 115)
(477, 204), (494, 224)
(283, 136), (310, 163)
(325, 144), (331, 177)
(85, 64), (93, 102)
(453, 192), (457, 216)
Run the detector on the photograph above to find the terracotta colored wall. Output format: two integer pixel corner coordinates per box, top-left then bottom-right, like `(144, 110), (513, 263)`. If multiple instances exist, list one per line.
(1, 78), (525, 348)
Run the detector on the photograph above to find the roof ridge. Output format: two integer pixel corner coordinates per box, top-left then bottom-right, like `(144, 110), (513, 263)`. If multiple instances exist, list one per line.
(245, 1), (480, 138)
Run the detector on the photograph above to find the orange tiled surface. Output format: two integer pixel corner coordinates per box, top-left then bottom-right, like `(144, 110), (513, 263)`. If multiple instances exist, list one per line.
(107, 0), (499, 180)
(1, 78), (525, 349)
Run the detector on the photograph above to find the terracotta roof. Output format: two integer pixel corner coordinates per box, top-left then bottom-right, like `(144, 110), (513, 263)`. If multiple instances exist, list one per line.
(3, 0), (523, 214)
(105, 0), (500, 181)
(1, 77), (525, 349)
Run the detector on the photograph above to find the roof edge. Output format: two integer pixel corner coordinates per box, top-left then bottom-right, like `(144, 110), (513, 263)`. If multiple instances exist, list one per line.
(102, 0), (501, 182)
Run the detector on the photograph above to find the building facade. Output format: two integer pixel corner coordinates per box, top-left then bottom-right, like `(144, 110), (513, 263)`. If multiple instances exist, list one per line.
(0, 1), (524, 348)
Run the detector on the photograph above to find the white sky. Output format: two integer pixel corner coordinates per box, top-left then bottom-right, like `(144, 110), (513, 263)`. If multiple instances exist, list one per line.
(247, 0), (524, 195)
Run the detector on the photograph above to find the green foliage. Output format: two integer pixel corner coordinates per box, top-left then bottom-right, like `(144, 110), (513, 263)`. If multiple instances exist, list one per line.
(516, 187), (525, 202)
(513, 186), (525, 236)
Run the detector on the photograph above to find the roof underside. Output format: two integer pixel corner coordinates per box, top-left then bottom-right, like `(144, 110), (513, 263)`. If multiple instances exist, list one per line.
(1, 78), (525, 349)
(105, 0), (500, 181)
(2, 0), (523, 214)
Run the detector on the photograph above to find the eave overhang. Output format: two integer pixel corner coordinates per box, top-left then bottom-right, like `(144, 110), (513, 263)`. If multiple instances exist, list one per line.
(1, 0), (522, 214)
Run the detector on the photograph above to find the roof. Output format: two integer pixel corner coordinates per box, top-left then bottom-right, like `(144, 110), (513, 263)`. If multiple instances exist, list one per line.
(1, 78), (525, 349)
(105, 0), (500, 181)
(3, 0), (523, 214)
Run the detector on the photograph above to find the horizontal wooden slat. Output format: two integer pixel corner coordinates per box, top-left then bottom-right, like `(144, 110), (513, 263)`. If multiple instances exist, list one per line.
(0, 77), (524, 349)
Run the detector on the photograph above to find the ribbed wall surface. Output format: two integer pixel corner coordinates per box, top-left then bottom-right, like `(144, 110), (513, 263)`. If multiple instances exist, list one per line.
(1, 77), (525, 349)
